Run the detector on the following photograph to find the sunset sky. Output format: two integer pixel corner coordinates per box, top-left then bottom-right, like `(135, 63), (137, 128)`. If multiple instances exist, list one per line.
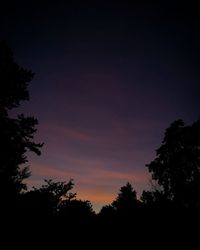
(1, 1), (200, 211)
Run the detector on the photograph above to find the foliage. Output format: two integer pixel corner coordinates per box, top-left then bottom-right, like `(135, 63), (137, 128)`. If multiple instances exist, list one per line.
(99, 205), (116, 217)
(0, 41), (43, 202)
(0, 41), (32, 114)
(59, 199), (95, 218)
(112, 182), (141, 214)
(146, 119), (200, 208)
(20, 179), (75, 218)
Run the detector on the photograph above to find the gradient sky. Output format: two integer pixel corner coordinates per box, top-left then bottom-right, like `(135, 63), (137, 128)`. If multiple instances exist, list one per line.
(1, 1), (200, 211)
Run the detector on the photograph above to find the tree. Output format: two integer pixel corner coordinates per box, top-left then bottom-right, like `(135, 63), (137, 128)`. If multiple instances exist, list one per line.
(99, 205), (116, 218)
(0, 41), (43, 205)
(146, 119), (200, 208)
(141, 190), (170, 209)
(23, 179), (95, 220)
(23, 179), (76, 216)
(112, 182), (141, 215)
(59, 199), (95, 219)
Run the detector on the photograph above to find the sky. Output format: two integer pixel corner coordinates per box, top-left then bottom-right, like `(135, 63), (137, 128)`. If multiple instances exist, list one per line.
(1, 1), (200, 211)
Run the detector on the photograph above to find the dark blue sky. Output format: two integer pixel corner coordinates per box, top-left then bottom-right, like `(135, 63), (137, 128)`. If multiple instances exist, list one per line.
(1, 1), (200, 211)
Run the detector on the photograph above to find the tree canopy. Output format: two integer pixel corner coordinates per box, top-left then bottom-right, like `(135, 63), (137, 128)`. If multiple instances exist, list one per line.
(146, 119), (200, 208)
(0, 41), (32, 114)
(0, 41), (43, 205)
(22, 179), (75, 216)
(111, 182), (141, 215)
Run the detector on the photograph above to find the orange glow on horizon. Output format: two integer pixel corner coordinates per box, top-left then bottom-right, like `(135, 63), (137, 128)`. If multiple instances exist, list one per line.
(27, 163), (149, 211)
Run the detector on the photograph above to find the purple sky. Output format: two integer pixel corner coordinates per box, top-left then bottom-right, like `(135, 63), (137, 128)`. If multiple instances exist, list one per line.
(1, 1), (200, 211)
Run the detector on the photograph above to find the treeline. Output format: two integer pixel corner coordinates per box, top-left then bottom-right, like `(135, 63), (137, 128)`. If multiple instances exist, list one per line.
(1, 41), (200, 226)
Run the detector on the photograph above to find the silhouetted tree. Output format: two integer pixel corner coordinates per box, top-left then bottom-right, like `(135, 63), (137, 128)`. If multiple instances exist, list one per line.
(146, 119), (200, 208)
(140, 179), (171, 209)
(141, 190), (171, 209)
(99, 204), (116, 218)
(0, 41), (31, 115)
(0, 41), (43, 208)
(24, 179), (95, 222)
(59, 199), (95, 220)
(23, 179), (76, 216)
(112, 182), (141, 215)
